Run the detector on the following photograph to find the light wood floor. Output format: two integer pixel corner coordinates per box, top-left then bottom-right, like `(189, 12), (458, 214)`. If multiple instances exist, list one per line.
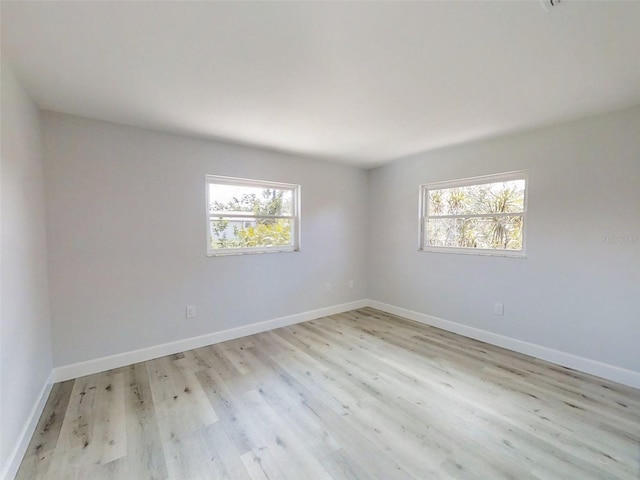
(16, 308), (640, 480)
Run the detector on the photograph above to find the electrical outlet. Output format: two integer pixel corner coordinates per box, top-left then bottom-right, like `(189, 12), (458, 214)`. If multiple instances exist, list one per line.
(348, 280), (354, 289)
(493, 303), (504, 316)
(325, 282), (332, 293)
(186, 305), (196, 319)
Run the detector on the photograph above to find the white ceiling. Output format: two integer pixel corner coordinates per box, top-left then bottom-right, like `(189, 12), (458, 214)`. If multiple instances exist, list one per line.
(2, 1), (640, 167)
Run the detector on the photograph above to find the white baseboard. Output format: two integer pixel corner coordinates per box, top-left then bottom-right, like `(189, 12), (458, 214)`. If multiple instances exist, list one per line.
(51, 297), (640, 389)
(7, 298), (637, 480)
(1, 373), (53, 480)
(367, 299), (640, 390)
(53, 299), (368, 382)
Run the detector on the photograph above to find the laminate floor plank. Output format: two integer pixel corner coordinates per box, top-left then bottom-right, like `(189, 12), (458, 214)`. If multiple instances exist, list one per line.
(238, 349), (343, 459)
(120, 363), (168, 480)
(15, 308), (640, 479)
(14, 380), (74, 480)
(146, 355), (219, 442)
(275, 327), (538, 479)
(328, 314), (638, 448)
(244, 342), (418, 480)
(277, 323), (570, 479)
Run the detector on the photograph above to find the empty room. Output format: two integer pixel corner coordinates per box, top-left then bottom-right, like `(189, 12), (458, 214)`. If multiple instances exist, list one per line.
(1, 1), (639, 479)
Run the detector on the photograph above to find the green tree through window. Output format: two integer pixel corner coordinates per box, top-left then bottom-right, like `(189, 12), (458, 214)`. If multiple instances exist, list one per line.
(206, 176), (300, 255)
(421, 172), (527, 255)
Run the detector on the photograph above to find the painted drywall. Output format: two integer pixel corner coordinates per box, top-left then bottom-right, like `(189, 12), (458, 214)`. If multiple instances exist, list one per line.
(42, 113), (368, 367)
(368, 105), (640, 373)
(0, 62), (53, 477)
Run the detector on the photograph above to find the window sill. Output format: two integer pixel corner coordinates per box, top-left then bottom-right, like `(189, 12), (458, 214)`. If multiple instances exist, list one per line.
(419, 248), (526, 259)
(207, 247), (299, 257)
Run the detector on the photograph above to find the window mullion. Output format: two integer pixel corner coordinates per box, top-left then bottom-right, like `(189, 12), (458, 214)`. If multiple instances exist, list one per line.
(209, 214), (293, 220)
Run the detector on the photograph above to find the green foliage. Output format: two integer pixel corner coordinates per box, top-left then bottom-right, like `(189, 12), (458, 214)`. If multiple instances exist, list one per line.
(236, 220), (291, 247)
(427, 180), (525, 250)
(211, 217), (229, 248)
(210, 188), (292, 249)
(212, 188), (286, 217)
(447, 188), (470, 215)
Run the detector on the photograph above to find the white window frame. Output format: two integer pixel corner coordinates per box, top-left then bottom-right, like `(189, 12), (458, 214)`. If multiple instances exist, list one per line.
(205, 175), (300, 257)
(419, 171), (528, 258)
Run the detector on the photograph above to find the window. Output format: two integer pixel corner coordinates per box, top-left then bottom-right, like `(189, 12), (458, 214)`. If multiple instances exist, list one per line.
(419, 171), (527, 256)
(206, 175), (300, 256)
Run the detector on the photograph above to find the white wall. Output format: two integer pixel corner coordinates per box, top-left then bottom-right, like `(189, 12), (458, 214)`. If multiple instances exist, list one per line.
(0, 62), (53, 477)
(42, 113), (368, 367)
(368, 106), (640, 374)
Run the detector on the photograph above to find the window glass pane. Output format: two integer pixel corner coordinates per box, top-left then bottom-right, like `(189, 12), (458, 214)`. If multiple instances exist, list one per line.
(209, 184), (293, 216)
(427, 215), (524, 250)
(428, 180), (525, 216)
(209, 217), (293, 250)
